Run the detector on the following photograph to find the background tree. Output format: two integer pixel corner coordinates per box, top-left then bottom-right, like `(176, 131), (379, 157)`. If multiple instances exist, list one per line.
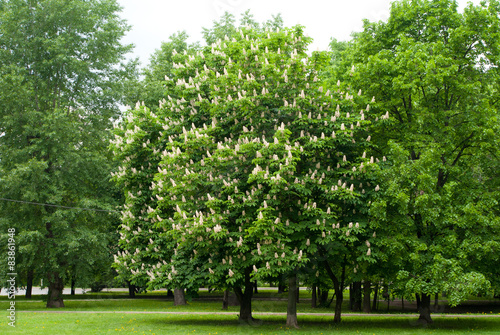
(0, 0), (134, 307)
(329, 0), (500, 324)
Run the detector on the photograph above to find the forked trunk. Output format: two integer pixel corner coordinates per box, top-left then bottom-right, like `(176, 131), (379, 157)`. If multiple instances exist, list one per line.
(235, 267), (259, 324)
(418, 293), (433, 324)
(286, 273), (299, 328)
(323, 257), (346, 323)
(174, 288), (186, 306)
(46, 273), (64, 308)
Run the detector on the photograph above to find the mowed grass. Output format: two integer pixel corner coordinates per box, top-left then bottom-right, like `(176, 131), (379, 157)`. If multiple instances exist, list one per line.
(4, 297), (500, 315)
(1, 291), (500, 334)
(1, 313), (500, 335)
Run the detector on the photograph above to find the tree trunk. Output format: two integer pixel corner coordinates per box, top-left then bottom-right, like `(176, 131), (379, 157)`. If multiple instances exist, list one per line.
(25, 269), (33, 299)
(415, 293), (421, 311)
(349, 283), (354, 310)
(167, 289), (174, 298)
(254, 281), (258, 294)
(434, 293), (439, 310)
(382, 285), (390, 311)
(222, 289), (229, 310)
(372, 283), (379, 311)
(334, 287), (343, 323)
(318, 289), (329, 306)
(352, 281), (362, 311)
(222, 289), (239, 309)
(311, 285), (317, 308)
(234, 267), (259, 324)
(174, 288), (186, 306)
(286, 273), (299, 328)
(278, 276), (286, 294)
(127, 282), (135, 298)
(296, 285), (299, 303)
(71, 277), (76, 296)
(323, 259), (345, 323)
(418, 293), (433, 324)
(46, 273), (64, 308)
(363, 280), (371, 313)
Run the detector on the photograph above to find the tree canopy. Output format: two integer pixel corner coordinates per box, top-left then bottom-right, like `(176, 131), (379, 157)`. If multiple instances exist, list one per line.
(0, 0), (134, 307)
(111, 13), (388, 325)
(329, 0), (500, 323)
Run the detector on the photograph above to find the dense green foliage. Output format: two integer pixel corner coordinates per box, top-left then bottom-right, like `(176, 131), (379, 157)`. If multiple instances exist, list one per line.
(111, 11), (388, 326)
(0, 0), (134, 306)
(329, 0), (500, 322)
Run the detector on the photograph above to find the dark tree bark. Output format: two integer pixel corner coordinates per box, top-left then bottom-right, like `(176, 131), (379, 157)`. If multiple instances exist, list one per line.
(323, 257), (346, 323)
(222, 289), (239, 309)
(278, 277), (286, 294)
(25, 269), (33, 299)
(174, 288), (186, 306)
(415, 293), (421, 311)
(349, 283), (354, 310)
(127, 281), (136, 298)
(434, 293), (439, 310)
(222, 289), (229, 310)
(318, 289), (329, 306)
(382, 285), (390, 311)
(71, 277), (76, 296)
(363, 280), (371, 313)
(286, 274), (299, 328)
(167, 289), (174, 298)
(296, 285), (299, 303)
(372, 283), (379, 311)
(311, 285), (317, 308)
(418, 293), (433, 324)
(254, 281), (258, 294)
(234, 267), (259, 324)
(333, 287), (343, 323)
(352, 281), (362, 311)
(46, 272), (64, 308)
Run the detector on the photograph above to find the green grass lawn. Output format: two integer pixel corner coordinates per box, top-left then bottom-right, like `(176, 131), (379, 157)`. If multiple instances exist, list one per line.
(1, 290), (500, 334)
(2, 313), (500, 334)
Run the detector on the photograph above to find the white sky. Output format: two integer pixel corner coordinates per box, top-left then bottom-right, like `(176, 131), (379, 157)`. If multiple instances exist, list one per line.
(117, 0), (480, 67)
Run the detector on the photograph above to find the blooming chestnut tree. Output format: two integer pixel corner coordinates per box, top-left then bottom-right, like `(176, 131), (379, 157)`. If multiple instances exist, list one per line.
(111, 24), (385, 326)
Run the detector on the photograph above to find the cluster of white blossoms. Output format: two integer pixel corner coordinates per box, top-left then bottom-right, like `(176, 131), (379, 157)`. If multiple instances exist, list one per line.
(110, 24), (388, 290)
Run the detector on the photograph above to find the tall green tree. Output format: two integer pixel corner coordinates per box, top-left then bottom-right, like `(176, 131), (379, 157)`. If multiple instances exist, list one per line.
(112, 21), (384, 326)
(330, 0), (500, 323)
(0, 0), (133, 307)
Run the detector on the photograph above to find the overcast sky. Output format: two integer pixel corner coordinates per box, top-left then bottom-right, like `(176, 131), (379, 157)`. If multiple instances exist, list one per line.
(117, 0), (480, 67)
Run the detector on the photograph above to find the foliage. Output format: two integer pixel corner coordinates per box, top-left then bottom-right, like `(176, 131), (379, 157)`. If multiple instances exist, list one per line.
(111, 14), (386, 325)
(330, 0), (500, 308)
(0, 0), (134, 304)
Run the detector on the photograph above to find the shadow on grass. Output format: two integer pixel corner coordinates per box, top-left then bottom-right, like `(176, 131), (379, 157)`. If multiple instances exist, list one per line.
(135, 314), (499, 332)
